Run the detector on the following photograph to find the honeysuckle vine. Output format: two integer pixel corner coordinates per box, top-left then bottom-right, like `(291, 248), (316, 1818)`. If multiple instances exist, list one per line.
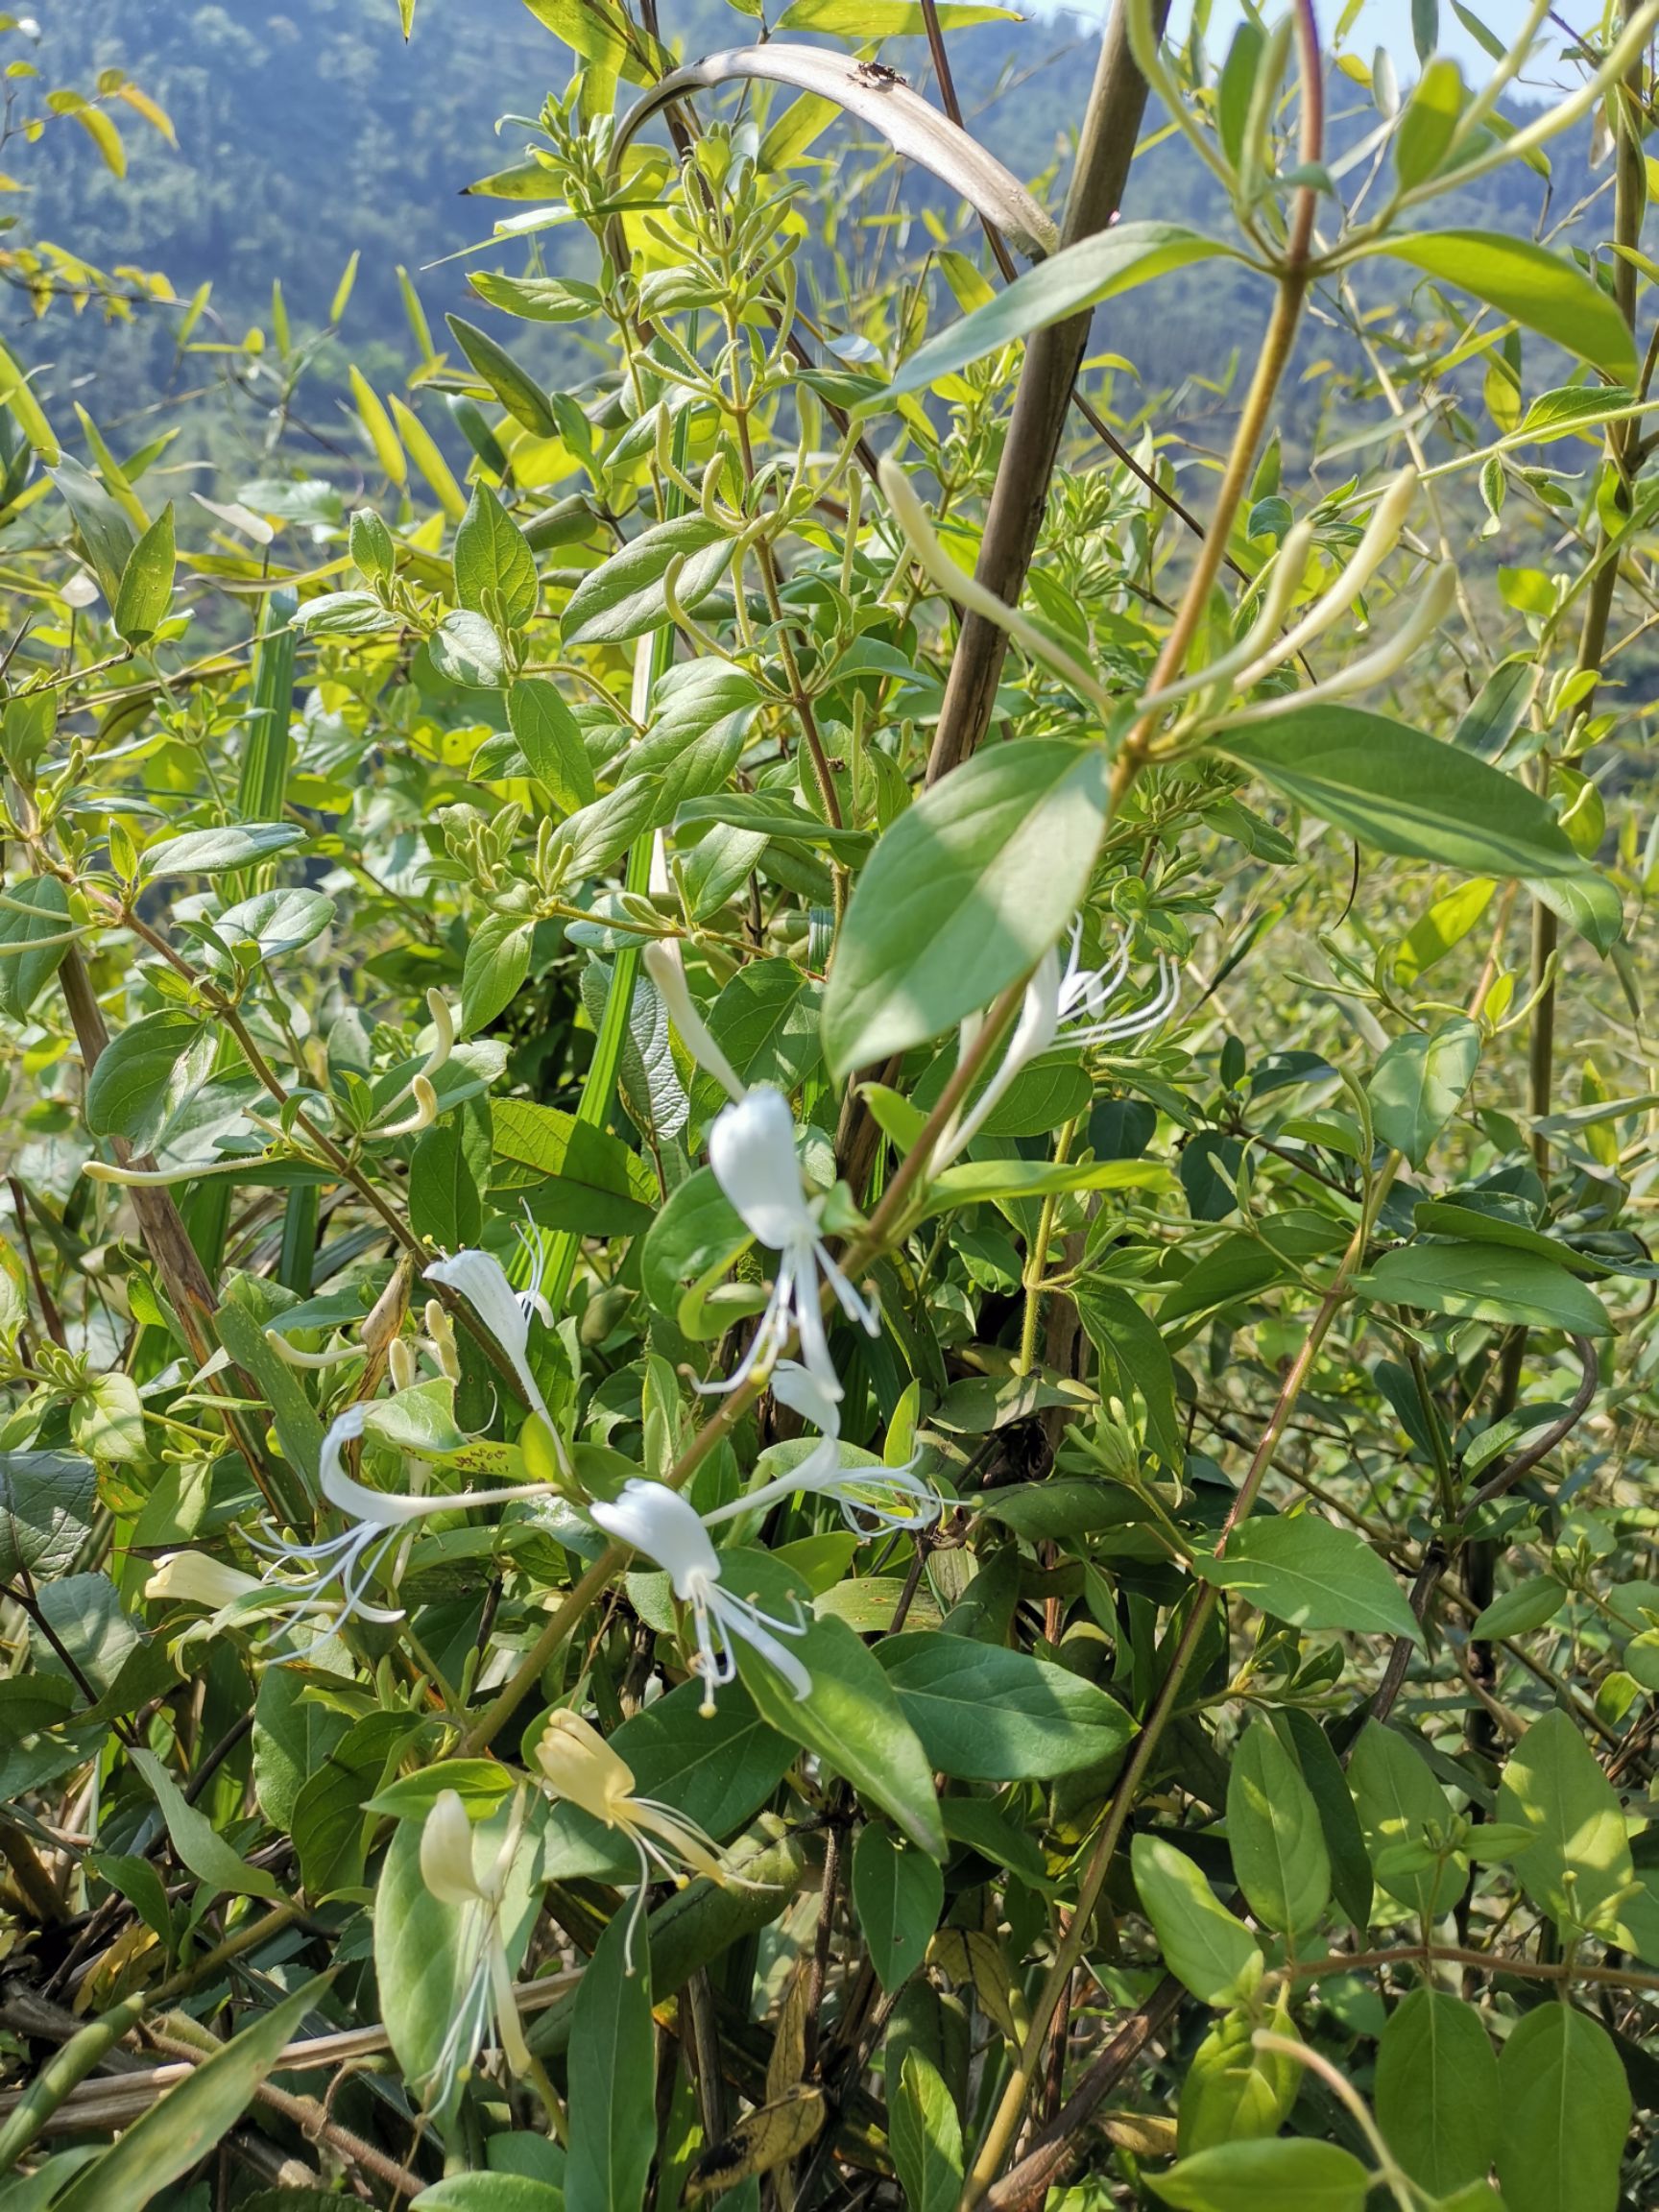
(4, 0), (1653, 2203)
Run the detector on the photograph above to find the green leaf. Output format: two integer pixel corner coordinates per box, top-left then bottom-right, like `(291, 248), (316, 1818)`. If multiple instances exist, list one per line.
(1367, 1018), (1481, 1166)
(565, 1906), (655, 2212)
(1192, 1515), (1422, 1642)
(252, 1666), (351, 1830)
(1148, 2138), (1371, 2212)
(550, 775), (659, 881)
(1363, 231), (1640, 386)
(415, 2181), (565, 2212)
(1129, 1835), (1262, 2007)
(1210, 706), (1586, 878)
(1497, 1709), (1633, 1939)
(0, 1452), (95, 1580)
(1398, 871), (1503, 986)
(1227, 1720), (1330, 1935)
(508, 677), (597, 811)
(919, 1156), (1168, 1215)
(1348, 1720), (1466, 1922)
(293, 1710), (425, 1897)
(1496, 2004), (1629, 2212)
(886, 223), (1226, 397)
(673, 793), (871, 857)
(430, 608), (506, 687)
(1471, 1577), (1566, 1640)
(0, 334), (59, 466)
(213, 886), (335, 967)
(409, 1108), (486, 1250)
(702, 957), (822, 1102)
(780, 0), (1014, 29)
(463, 913), (534, 1036)
(731, 1552), (945, 1857)
(1178, 2005), (1300, 2154)
(51, 454), (136, 605)
(446, 313), (558, 436)
(1358, 1242), (1611, 1336)
(876, 1632), (1134, 1781)
(112, 501), (176, 643)
(54, 1980), (324, 2212)
(129, 1746), (281, 1899)
(84, 1011), (205, 1148)
(0, 877), (72, 1022)
(214, 1295), (326, 1494)
(822, 741), (1110, 1076)
(1527, 866), (1623, 957)
(562, 514), (734, 645)
(70, 1372), (146, 1463)
(1393, 57), (1463, 188)
(852, 1823), (944, 1992)
(365, 1751), (517, 1822)
(1375, 1988), (1499, 2197)
(1276, 1710), (1373, 1931)
(888, 2050), (964, 2212)
(639, 1166), (749, 1321)
(454, 484), (539, 632)
(1073, 1281), (1182, 1467)
(142, 822), (304, 878)
(492, 1099), (657, 1236)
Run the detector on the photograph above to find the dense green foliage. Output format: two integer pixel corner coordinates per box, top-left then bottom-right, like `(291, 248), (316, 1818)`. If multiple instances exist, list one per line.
(2, 3), (1659, 2210)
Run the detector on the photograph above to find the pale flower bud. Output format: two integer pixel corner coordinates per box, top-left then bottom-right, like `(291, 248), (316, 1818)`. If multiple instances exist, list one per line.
(145, 1551), (263, 1610)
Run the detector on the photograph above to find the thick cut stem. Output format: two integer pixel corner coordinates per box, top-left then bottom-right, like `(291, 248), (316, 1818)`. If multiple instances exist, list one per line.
(924, 0), (1171, 785)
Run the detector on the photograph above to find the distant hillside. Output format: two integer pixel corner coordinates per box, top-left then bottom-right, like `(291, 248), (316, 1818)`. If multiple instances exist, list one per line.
(15, 0), (1599, 503)
(21, 0), (1102, 421)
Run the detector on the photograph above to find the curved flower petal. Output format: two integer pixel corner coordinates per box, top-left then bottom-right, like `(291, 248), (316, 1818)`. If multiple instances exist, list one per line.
(589, 1478), (722, 1599)
(421, 1788), (484, 1908)
(709, 1086), (817, 1250)
(426, 1246), (551, 1422)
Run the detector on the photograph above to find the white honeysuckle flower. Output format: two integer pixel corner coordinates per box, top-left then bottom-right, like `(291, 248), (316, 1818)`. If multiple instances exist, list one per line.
(535, 1708), (743, 1969)
(704, 1361), (940, 1536)
(250, 1400), (561, 1636)
(707, 1084), (878, 1399)
(425, 1243), (554, 1424)
(589, 1477), (811, 1715)
(419, 1788), (532, 2100)
(144, 1551), (264, 1610)
(935, 926), (1178, 1173)
(643, 942), (878, 1400)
